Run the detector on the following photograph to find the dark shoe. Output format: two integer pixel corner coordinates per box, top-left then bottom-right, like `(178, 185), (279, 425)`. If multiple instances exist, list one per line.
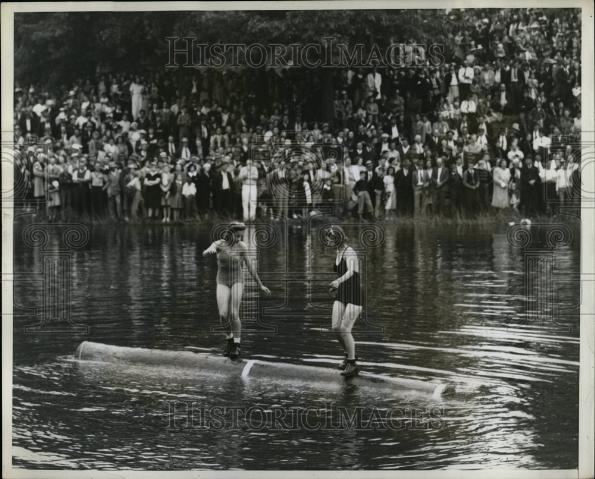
(229, 343), (241, 360)
(339, 355), (357, 371)
(338, 355), (348, 370)
(223, 338), (234, 357)
(341, 361), (359, 378)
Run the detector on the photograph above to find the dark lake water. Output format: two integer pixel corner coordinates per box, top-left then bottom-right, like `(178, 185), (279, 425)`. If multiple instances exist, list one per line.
(11, 219), (580, 470)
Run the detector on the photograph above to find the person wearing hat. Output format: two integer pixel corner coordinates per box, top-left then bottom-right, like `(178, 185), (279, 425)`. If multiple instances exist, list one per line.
(202, 222), (271, 359)
(324, 225), (362, 378)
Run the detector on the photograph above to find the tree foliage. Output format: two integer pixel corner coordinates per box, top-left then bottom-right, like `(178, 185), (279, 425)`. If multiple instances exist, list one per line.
(15, 9), (447, 87)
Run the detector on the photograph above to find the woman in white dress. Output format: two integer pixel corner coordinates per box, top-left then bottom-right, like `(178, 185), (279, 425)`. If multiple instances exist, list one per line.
(129, 76), (144, 121)
(384, 166), (397, 215)
(492, 158), (511, 209)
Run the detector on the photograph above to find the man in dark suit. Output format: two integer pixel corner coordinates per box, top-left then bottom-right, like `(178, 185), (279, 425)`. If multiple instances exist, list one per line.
(213, 162), (234, 217)
(195, 161), (213, 218)
(446, 162), (464, 215)
(433, 156), (450, 214)
(520, 157), (542, 217)
(395, 158), (414, 216)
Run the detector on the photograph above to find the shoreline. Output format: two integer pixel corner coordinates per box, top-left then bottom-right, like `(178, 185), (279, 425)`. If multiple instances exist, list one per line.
(12, 208), (581, 229)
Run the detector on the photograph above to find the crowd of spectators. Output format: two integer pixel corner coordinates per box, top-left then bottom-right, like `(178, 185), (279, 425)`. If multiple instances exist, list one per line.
(13, 8), (582, 224)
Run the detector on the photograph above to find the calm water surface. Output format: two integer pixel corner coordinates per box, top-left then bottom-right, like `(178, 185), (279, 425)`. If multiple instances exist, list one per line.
(12, 220), (580, 470)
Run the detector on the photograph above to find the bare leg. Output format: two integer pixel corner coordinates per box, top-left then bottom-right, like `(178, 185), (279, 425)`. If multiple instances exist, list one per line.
(339, 303), (362, 359)
(216, 284), (232, 335)
(229, 282), (244, 340)
(331, 301), (347, 353)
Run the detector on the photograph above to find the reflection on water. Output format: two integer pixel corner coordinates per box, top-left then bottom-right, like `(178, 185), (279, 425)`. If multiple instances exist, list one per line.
(12, 221), (579, 469)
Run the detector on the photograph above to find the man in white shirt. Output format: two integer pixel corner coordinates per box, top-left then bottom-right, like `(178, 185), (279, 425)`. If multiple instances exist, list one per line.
(540, 154), (557, 214)
(367, 68), (382, 99)
(32, 100), (46, 118)
(532, 130), (552, 154)
(476, 127), (489, 151)
(239, 158), (259, 221)
(458, 59), (474, 99)
(340, 156), (356, 203)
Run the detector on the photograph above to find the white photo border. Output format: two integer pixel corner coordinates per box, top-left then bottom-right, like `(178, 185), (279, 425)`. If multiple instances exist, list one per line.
(1, 2), (593, 479)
